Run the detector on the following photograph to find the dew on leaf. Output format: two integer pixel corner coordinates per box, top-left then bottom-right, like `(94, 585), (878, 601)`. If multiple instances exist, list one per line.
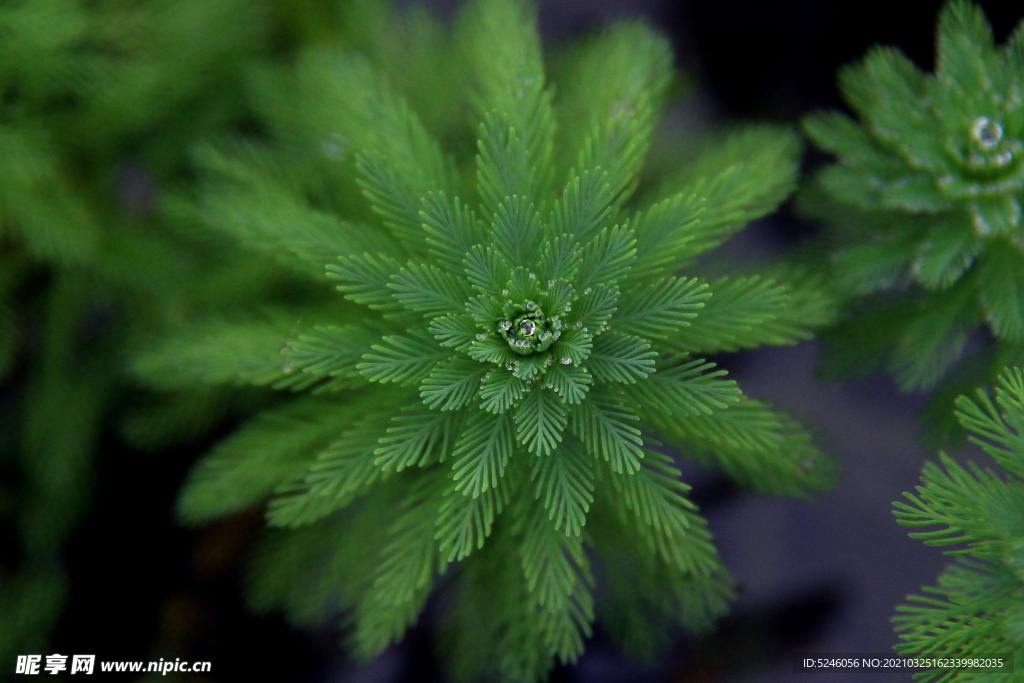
(320, 132), (346, 159)
(973, 116), (1003, 149)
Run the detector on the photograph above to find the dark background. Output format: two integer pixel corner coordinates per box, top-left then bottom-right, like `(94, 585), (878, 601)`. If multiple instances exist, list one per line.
(48, 1), (1023, 681)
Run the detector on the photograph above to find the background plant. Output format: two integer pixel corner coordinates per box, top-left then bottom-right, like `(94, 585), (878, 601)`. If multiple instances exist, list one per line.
(800, 0), (1024, 443)
(0, 0), (272, 666)
(130, 0), (838, 680)
(893, 365), (1024, 681)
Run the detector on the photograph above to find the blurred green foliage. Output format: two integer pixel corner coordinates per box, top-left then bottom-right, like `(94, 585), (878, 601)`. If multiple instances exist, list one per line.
(0, 0), (277, 667)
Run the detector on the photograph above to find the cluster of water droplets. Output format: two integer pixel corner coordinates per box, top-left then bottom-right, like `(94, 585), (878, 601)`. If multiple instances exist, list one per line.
(482, 273), (607, 371)
(966, 116), (1015, 169)
(495, 280), (561, 355)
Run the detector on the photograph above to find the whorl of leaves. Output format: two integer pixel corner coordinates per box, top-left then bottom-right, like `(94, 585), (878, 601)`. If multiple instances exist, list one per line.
(893, 366), (1024, 682)
(804, 1), (1024, 407)
(136, 0), (835, 680)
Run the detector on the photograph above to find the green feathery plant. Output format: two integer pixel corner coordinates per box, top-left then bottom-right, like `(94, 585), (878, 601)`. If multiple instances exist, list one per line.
(801, 1), (1024, 440)
(893, 366), (1024, 682)
(0, 0), (269, 666)
(134, 0), (837, 679)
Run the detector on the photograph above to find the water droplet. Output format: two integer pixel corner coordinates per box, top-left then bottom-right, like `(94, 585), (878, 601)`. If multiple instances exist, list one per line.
(573, 295), (579, 301)
(519, 320), (536, 336)
(973, 117), (1003, 149)
(476, 333), (487, 340)
(528, 272), (536, 279)
(996, 150), (1014, 166)
(320, 132), (346, 159)
(574, 322), (582, 329)
(506, 364), (514, 371)
(585, 287), (592, 294)
(547, 280), (555, 287)
(552, 320), (562, 329)
(539, 291), (548, 296)
(560, 357), (572, 365)
(553, 332), (561, 340)
(282, 364), (293, 374)
(501, 320), (512, 330)
(527, 302), (536, 311)
(538, 332), (549, 341)
(502, 289), (509, 297)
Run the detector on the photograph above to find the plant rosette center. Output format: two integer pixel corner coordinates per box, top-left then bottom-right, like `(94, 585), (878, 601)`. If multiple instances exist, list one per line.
(497, 299), (560, 355)
(937, 115), (1024, 193)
